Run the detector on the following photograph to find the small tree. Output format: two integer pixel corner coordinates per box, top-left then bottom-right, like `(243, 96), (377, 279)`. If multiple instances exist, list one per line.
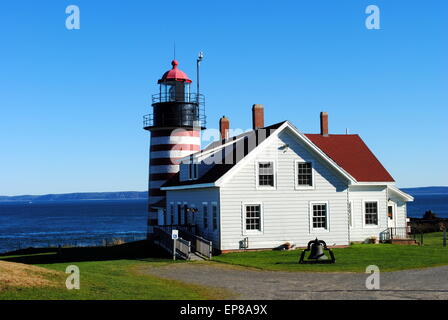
(423, 210), (438, 220)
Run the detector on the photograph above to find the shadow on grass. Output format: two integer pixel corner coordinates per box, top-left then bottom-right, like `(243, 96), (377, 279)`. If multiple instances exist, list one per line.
(0, 240), (170, 265)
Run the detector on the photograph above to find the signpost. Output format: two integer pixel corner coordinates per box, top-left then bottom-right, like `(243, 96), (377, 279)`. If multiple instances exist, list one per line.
(172, 230), (179, 260)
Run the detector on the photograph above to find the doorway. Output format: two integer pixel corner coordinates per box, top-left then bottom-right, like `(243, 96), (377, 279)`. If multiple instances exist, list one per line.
(387, 203), (396, 228)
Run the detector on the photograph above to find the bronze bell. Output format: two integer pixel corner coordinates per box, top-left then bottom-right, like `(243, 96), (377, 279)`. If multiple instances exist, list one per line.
(308, 239), (328, 260)
(299, 238), (335, 264)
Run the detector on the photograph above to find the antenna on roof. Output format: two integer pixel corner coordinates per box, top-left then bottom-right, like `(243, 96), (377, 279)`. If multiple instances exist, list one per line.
(196, 51), (204, 99)
(346, 128), (349, 134)
(173, 41), (176, 60)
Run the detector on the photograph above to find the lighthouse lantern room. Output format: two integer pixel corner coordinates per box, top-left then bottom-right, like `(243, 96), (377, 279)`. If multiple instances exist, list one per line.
(143, 59), (206, 234)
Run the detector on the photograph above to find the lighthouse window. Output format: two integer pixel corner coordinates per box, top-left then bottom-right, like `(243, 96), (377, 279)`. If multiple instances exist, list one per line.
(257, 162), (274, 187)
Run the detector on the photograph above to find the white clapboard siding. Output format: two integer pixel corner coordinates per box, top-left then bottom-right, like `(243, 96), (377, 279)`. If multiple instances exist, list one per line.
(219, 128), (351, 250)
(166, 188), (221, 248)
(388, 193), (408, 229)
(348, 185), (388, 242)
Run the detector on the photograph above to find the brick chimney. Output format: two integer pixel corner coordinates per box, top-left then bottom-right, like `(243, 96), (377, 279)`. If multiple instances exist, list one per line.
(252, 104), (264, 130)
(320, 112), (329, 136)
(220, 116), (230, 140)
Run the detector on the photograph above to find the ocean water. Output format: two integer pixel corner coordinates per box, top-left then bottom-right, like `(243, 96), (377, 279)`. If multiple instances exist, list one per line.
(406, 194), (448, 219)
(0, 200), (148, 253)
(0, 195), (446, 254)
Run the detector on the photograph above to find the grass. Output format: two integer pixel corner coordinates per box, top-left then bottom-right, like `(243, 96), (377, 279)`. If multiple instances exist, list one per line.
(0, 241), (229, 300)
(1, 234), (447, 299)
(212, 232), (448, 272)
(0, 260), (60, 290)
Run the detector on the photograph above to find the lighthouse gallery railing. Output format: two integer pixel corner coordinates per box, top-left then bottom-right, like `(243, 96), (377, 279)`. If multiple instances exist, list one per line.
(143, 93), (206, 129)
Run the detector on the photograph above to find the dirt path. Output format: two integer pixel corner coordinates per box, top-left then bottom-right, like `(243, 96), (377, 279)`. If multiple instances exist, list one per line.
(138, 262), (448, 300)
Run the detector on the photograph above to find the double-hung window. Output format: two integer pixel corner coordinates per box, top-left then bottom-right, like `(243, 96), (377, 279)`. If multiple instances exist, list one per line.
(364, 201), (378, 226)
(244, 204), (262, 233)
(212, 203), (218, 231)
(183, 204), (189, 225)
(203, 203), (208, 229)
(257, 161), (275, 188)
(311, 202), (328, 231)
(169, 203), (174, 225)
(189, 163), (199, 180)
(177, 204), (182, 225)
(296, 161), (313, 188)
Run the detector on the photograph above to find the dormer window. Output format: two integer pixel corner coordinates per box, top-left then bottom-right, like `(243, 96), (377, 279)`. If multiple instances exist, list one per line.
(188, 163), (199, 180)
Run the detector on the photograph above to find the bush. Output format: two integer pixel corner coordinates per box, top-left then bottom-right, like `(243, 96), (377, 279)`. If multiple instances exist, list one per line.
(411, 219), (448, 233)
(423, 210), (438, 220)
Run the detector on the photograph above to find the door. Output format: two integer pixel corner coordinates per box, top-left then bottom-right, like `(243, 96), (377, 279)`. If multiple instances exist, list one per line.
(387, 203), (396, 228)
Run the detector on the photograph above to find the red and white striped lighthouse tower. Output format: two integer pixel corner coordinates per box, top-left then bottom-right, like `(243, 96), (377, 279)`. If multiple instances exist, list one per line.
(143, 59), (206, 230)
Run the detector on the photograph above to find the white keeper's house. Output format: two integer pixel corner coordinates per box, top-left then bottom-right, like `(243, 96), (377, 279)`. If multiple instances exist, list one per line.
(143, 59), (413, 253)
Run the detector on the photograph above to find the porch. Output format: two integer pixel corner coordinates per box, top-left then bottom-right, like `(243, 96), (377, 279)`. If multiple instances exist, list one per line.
(380, 227), (419, 245)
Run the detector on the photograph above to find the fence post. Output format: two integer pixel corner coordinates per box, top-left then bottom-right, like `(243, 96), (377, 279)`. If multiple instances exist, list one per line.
(443, 229), (446, 248)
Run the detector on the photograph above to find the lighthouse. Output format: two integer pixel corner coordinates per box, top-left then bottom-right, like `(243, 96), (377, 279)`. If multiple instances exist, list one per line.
(143, 59), (206, 232)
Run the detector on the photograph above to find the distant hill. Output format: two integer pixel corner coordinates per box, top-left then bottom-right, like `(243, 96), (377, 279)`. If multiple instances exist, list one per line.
(1, 186), (446, 202)
(401, 186), (448, 196)
(0, 191), (147, 202)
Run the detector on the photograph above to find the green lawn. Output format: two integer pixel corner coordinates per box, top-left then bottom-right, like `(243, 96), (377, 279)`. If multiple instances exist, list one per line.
(0, 242), (229, 300)
(1, 258), (230, 300)
(212, 232), (448, 272)
(1, 234), (447, 299)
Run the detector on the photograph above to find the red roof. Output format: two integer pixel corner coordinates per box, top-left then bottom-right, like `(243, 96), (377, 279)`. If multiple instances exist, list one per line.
(305, 134), (395, 182)
(158, 60), (192, 84)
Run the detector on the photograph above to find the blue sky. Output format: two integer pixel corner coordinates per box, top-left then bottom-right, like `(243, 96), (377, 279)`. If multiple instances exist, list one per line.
(0, 0), (446, 195)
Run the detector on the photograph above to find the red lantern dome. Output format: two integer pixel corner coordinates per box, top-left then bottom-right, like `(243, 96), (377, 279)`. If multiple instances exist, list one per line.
(158, 60), (192, 84)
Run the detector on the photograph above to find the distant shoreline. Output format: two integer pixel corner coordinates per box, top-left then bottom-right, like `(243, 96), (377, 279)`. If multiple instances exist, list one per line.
(0, 187), (447, 203)
(0, 198), (148, 203)
(0, 191), (147, 202)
